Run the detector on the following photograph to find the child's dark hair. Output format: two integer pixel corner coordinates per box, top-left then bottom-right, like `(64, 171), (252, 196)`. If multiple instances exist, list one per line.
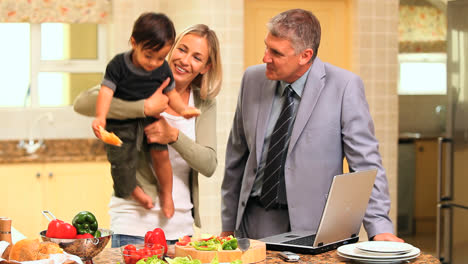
(131, 12), (176, 52)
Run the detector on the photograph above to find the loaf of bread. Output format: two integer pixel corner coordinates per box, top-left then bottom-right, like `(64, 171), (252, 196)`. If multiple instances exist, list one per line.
(8, 238), (63, 262)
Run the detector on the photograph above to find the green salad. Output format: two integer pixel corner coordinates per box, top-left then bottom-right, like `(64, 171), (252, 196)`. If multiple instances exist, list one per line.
(189, 235), (238, 251)
(165, 255), (241, 264)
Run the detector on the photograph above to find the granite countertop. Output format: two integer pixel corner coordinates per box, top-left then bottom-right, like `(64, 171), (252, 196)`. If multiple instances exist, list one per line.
(0, 139), (107, 164)
(93, 246), (441, 264)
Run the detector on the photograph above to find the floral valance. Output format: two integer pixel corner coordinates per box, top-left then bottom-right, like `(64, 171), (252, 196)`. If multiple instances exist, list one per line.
(399, 4), (447, 53)
(0, 0), (111, 23)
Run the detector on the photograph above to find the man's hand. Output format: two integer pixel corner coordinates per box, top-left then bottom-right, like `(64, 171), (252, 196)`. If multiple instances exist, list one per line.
(144, 78), (170, 116)
(372, 233), (404, 242)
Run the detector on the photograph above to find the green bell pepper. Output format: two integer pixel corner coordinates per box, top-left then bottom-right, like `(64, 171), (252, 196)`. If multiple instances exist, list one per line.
(72, 211), (99, 235)
(222, 238), (238, 250)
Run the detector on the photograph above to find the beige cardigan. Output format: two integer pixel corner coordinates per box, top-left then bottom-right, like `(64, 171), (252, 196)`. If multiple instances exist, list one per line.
(73, 85), (217, 227)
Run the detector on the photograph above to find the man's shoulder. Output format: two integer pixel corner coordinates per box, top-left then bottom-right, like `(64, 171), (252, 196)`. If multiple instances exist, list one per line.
(244, 64), (266, 76)
(319, 59), (359, 79)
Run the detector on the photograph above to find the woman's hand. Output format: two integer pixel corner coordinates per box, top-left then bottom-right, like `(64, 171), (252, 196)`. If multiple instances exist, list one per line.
(144, 116), (179, 144)
(144, 78), (170, 117)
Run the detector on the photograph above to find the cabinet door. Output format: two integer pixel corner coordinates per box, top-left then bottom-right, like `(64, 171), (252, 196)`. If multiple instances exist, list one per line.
(44, 162), (113, 231)
(0, 163), (46, 239)
(414, 140), (438, 233)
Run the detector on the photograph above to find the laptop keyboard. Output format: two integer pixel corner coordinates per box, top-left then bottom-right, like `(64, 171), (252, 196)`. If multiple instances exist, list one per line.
(284, 234), (316, 246)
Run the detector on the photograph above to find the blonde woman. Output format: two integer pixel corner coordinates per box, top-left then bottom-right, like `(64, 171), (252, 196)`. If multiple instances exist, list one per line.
(74, 24), (222, 247)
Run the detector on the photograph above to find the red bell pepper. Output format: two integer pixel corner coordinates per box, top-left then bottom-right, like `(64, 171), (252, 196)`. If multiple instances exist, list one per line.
(144, 228), (167, 254)
(45, 219), (77, 239)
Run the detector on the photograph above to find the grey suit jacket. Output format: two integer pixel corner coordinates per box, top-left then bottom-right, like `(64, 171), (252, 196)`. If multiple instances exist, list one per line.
(221, 58), (393, 239)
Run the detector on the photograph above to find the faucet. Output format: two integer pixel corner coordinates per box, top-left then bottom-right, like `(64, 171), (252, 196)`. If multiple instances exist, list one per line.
(18, 112), (54, 154)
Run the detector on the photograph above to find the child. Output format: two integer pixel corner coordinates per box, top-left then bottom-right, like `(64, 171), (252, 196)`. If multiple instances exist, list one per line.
(92, 12), (199, 218)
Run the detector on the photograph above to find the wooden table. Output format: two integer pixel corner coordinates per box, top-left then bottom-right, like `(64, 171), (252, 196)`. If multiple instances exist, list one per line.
(92, 246), (441, 263)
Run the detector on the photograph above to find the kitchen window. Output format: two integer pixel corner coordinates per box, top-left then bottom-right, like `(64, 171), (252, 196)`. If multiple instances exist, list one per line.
(0, 23), (107, 139)
(398, 53), (447, 95)
(0, 23), (106, 107)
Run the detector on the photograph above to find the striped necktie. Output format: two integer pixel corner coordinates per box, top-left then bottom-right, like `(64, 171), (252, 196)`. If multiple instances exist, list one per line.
(260, 85), (295, 209)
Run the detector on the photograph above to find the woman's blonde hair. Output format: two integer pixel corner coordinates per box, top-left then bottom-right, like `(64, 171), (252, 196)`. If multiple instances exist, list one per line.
(168, 24), (222, 100)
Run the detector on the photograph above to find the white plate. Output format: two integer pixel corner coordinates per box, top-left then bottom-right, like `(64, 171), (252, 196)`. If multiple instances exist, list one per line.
(356, 241), (414, 253)
(337, 251), (420, 264)
(337, 243), (420, 260)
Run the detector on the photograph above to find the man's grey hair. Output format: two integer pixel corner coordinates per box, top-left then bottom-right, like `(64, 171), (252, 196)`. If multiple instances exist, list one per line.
(267, 9), (321, 62)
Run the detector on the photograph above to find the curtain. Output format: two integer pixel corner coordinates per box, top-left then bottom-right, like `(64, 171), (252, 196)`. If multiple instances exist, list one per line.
(0, 0), (111, 23)
(399, 4), (446, 53)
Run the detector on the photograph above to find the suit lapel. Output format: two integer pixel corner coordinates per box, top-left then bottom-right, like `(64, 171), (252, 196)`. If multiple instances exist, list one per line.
(288, 58), (326, 155)
(255, 79), (277, 163)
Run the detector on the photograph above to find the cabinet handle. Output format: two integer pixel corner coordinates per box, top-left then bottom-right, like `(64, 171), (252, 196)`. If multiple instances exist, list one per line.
(48, 172), (53, 178)
(36, 172), (41, 178)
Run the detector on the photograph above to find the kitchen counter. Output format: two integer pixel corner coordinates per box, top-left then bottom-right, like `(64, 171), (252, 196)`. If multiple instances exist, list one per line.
(92, 246), (441, 264)
(0, 139), (107, 164)
(398, 132), (449, 143)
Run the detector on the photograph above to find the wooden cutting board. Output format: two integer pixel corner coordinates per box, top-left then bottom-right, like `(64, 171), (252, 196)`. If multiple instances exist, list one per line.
(174, 239), (266, 263)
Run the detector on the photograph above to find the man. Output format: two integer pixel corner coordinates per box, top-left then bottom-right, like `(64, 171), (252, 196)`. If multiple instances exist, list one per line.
(221, 9), (402, 242)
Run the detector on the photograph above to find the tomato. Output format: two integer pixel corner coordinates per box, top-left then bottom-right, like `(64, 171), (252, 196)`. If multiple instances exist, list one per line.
(149, 243), (162, 250)
(142, 247), (152, 257)
(76, 233), (94, 239)
(122, 244), (141, 264)
(124, 244), (137, 251)
(142, 243), (161, 257)
(201, 235), (215, 241)
(175, 235), (191, 246)
(130, 254), (140, 264)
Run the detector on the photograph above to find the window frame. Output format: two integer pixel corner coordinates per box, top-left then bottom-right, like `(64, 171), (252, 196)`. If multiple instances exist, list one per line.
(30, 23), (108, 107)
(0, 23), (107, 140)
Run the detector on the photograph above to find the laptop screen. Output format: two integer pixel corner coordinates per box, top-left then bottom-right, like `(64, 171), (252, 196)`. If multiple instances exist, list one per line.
(260, 169), (378, 254)
(313, 169), (377, 247)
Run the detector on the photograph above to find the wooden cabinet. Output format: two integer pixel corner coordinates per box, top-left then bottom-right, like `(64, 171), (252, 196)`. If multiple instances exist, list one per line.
(1, 164), (44, 238)
(413, 139), (445, 234)
(0, 162), (112, 239)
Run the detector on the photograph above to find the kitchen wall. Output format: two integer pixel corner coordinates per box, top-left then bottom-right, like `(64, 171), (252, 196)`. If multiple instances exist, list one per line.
(350, 0), (399, 234)
(399, 95), (447, 135)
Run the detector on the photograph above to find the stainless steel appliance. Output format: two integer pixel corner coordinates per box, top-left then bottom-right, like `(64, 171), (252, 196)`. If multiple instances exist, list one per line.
(437, 1), (468, 263)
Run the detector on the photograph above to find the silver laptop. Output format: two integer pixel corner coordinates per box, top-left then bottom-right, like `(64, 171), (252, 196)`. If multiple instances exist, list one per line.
(259, 169), (378, 254)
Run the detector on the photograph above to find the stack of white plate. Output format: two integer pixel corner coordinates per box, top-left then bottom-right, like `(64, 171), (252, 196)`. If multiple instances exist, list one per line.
(337, 241), (420, 264)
